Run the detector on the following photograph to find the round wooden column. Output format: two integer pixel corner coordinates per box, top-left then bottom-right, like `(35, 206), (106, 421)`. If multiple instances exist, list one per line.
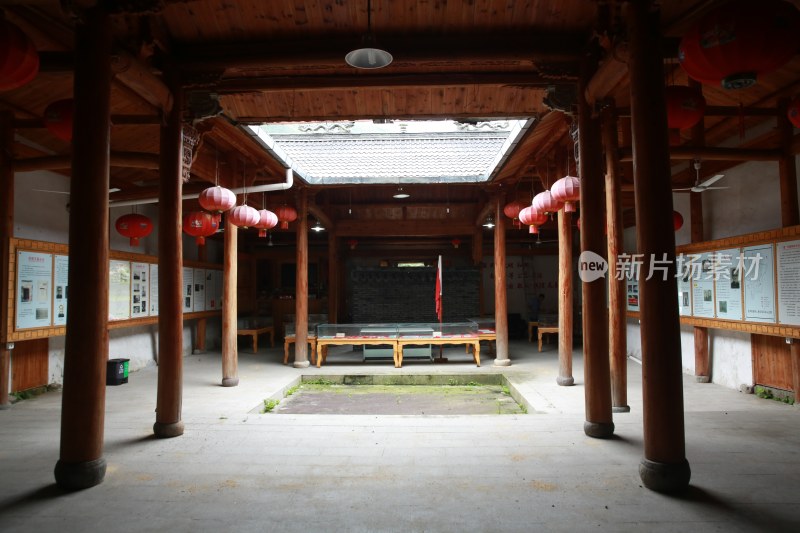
(328, 230), (338, 323)
(294, 193), (310, 368)
(493, 195), (510, 366)
(0, 111), (13, 410)
(627, 1), (690, 492)
(578, 79), (614, 439)
(221, 216), (239, 386)
(195, 243), (207, 353)
(557, 208), (574, 385)
(54, 7), (112, 490)
(601, 102), (629, 412)
(153, 78), (184, 438)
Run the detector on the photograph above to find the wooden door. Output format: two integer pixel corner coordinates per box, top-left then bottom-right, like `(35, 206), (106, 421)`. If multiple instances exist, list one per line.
(752, 334), (793, 391)
(11, 338), (49, 392)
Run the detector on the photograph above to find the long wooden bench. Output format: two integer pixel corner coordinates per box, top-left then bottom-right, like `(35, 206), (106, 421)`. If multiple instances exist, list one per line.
(283, 334), (318, 365)
(236, 320), (275, 353)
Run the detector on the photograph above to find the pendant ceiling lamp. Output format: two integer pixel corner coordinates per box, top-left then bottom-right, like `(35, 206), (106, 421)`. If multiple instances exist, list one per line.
(345, 0), (393, 69)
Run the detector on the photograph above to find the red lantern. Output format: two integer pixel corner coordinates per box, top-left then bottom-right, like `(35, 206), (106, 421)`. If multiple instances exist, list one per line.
(275, 205), (298, 229)
(679, 0), (800, 90)
(532, 191), (562, 216)
(673, 211), (684, 231)
(198, 186), (236, 213)
(451, 238), (461, 249)
(665, 85), (706, 130)
(115, 214), (153, 247)
(0, 20), (39, 91)
(550, 176), (581, 212)
(183, 211), (219, 245)
(519, 206), (548, 234)
(347, 239), (358, 250)
(43, 99), (74, 141)
(255, 208), (278, 238)
(788, 95), (800, 128)
(229, 205), (260, 228)
(575, 217), (580, 230)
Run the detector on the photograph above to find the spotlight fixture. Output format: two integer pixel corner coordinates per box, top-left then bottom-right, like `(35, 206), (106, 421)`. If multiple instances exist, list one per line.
(393, 186), (410, 199)
(483, 215), (495, 229)
(345, 0), (393, 69)
(311, 219), (325, 232)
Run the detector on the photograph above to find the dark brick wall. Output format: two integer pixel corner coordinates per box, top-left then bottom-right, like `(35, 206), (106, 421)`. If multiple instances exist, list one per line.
(350, 267), (479, 323)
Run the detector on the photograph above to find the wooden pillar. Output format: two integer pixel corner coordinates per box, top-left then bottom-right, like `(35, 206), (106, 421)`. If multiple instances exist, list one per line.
(690, 83), (710, 383)
(295, 193), (310, 367)
(153, 77), (184, 438)
(791, 340), (800, 408)
(778, 97), (800, 227)
(578, 76), (613, 439)
(0, 112), (12, 409)
(627, 0), (690, 493)
(557, 208), (574, 385)
(328, 230), (338, 322)
(195, 243), (207, 353)
(54, 7), (111, 490)
(221, 215), (238, 386)
(493, 195), (510, 365)
(602, 102), (629, 411)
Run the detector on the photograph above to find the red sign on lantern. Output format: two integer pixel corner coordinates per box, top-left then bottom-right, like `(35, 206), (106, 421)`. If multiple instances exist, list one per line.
(183, 211), (219, 245)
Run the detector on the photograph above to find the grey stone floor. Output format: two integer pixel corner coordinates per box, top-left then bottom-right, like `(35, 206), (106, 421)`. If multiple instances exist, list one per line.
(0, 339), (798, 532)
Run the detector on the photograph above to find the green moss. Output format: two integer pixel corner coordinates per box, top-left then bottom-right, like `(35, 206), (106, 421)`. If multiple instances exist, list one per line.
(261, 399), (280, 413)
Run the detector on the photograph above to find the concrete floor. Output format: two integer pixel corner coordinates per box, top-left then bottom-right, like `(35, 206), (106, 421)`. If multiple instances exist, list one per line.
(0, 339), (798, 532)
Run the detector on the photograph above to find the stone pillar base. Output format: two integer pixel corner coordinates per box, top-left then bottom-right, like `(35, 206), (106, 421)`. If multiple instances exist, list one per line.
(221, 377), (239, 387)
(54, 457), (106, 490)
(293, 360), (310, 369)
(192, 349), (206, 355)
(612, 405), (631, 413)
(0, 403), (11, 410)
(584, 420), (615, 439)
(153, 420), (184, 438)
(695, 376), (710, 383)
(493, 358), (511, 367)
(557, 375), (574, 386)
(639, 458), (691, 493)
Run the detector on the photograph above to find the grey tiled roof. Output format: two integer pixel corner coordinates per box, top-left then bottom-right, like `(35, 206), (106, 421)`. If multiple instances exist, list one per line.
(270, 132), (507, 184)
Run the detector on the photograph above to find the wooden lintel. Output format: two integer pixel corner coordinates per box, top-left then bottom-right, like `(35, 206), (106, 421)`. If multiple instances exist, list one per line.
(619, 146), (781, 162)
(616, 105), (779, 118)
(474, 202), (494, 227)
(14, 115), (161, 129)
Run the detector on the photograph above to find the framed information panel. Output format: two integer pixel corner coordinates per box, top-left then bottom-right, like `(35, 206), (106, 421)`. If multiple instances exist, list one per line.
(777, 239), (800, 326)
(15, 251), (53, 330)
(743, 244), (775, 323)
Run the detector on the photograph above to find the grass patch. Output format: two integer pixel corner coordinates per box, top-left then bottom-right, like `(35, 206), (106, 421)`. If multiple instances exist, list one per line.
(754, 385), (795, 405)
(261, 399), (280, 413)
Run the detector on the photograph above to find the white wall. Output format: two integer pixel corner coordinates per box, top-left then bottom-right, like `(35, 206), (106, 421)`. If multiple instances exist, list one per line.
(624, 153), (800, 391)
(12, 170), (223, 387)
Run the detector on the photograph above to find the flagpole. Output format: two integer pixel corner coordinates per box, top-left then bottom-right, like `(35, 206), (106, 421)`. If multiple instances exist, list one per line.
(435, 254), (447, 363)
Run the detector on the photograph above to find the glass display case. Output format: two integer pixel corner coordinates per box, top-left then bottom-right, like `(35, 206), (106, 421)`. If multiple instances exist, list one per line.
(467, 317), (496, 334)
(316, 324), (399, 339)
(396, 322), (478, 339)
(284, 314), (327, 338)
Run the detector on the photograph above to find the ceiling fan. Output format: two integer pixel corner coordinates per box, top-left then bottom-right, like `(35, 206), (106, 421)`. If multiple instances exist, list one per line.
(673, 160), (728, 193)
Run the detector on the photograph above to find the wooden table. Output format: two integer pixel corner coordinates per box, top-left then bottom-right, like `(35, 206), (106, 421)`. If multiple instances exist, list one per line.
(237, 325), (275, 353)
(316, 337), (399, 368)
(467, 330), (496, 356)
(538, 326), (559, 352)
(283, 334), (318, 365)
(398, 336), (480, 367)
(528, 321), (539, 342)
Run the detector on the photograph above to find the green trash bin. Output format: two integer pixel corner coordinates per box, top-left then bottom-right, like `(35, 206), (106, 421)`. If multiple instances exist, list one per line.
(107, 358), (129, 385)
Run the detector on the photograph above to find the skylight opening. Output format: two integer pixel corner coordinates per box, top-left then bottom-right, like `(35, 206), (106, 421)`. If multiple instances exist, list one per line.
(247, 119), (532, 186)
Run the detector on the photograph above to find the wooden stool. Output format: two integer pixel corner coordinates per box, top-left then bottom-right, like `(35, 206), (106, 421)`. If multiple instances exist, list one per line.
(283, 335), (317, 365)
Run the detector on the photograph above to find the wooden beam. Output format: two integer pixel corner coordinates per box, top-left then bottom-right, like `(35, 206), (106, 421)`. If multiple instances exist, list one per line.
(616, 105), (778, 118)
(214, 73), (568, 94)
(335, 219), (477, 238)
(619, 146), (782, 162)
(14, 115), (161, 129)
(13, 151), (160, 172)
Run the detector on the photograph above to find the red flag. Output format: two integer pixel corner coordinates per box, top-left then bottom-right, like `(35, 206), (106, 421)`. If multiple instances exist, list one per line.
(435, 255), (443, 322)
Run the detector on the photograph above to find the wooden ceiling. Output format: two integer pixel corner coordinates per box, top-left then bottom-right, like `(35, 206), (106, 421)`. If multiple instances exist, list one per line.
(3, 0), (800, 251)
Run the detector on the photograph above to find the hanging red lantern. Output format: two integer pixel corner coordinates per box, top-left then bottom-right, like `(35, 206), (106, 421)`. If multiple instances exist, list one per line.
(673, 211), (684, 231)
(665, 85), (706, 130)
(503, 200), (526, 224)
(43, 99), (74, 141)
(198, 186), (236, 213)
(679, 0), (800, 90)
(255, 208), (278, 238)
(115, 213), (153, 247)
(228, 205), (260, 228)
(0, 20), (39, 91)
(275, 205), (298, 229)
(532, 191), (563, 216)
(347, 239), (358, 250)
(183, 211), (219, 245)
(451, 238), (461, 249)
(788, 95), (800, 128)
(550, 176), (581, 212)
(519, 206), (548, 234)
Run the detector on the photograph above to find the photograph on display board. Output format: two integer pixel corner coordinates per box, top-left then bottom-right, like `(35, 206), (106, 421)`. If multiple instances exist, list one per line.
(53, 255), (69, 326)
(15, 251), (53, 330)
(713, 248), (743, 321)
(109, 260), (131, 320)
